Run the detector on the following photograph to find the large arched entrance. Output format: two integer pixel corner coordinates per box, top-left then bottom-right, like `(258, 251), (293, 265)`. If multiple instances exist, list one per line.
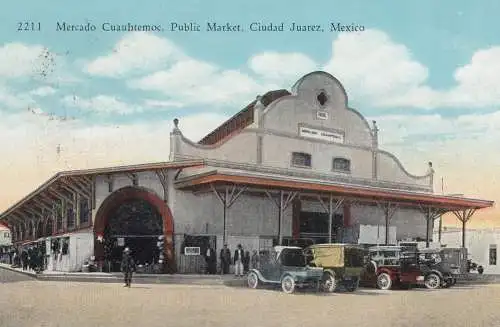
(94, 186), (175, 273)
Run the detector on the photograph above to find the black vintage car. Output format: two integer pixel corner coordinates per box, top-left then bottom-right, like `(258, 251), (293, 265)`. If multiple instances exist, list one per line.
(247, 246), (324, 294)
(417, 247), (468, 289)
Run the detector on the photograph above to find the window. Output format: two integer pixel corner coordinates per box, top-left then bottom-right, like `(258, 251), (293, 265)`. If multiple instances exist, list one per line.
(291, 152), (312, 167)
(79, 198), (90, 225)
(333, 157), (351, 172)
(317, 91), (328, 106)
(4, 232), (9, 238)
(489, 244), (497, 265)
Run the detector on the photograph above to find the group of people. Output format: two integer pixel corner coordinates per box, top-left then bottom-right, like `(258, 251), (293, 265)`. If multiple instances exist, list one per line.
(11, 246), (45, 273)
(204, 243), (260, 276)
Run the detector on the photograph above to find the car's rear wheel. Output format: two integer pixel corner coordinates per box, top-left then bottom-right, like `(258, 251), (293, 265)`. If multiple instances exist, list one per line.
(247, 271), (260, 289)
(376, 273), (392, 290)
(321, 273), (337, 292)
(424, 273), (441, 289)
(281, 275), (296, 294)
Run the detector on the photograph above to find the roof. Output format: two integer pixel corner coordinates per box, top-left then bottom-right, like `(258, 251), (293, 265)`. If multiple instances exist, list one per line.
(175, 171), (494, 210)
(0, 159), (204, 220)
(308, 243), (363, 248)
(198, 89), (291, 145)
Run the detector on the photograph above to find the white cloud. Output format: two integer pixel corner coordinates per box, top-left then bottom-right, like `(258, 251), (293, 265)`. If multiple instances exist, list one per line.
(0, 110), (227, 211)
(31, 86), (57, 96)
(84, 32), (185, 77)
(322, 30), (500, 109)
(0, 43), (46, 78)
(61, 95), (142, 115)
(249, 52), (318, 82)
(130, 59), (271, 107)
(143, 99), (184, 108)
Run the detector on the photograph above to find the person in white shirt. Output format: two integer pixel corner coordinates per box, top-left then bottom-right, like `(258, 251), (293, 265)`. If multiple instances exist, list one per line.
(233, 244), (244, 277)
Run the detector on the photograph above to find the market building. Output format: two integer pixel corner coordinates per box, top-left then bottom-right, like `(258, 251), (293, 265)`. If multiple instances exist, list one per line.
(0, 71), (494, 273)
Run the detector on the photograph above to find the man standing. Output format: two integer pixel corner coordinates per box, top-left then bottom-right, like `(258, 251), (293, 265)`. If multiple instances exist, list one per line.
(234, 244), (244, 277)
(120, 247), (135, 287)
(219, 244), (231, 275)
(205, 245), (216, 274)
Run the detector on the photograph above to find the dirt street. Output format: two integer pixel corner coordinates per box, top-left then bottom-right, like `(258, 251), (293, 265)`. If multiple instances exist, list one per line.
(1, 269), (499, 327)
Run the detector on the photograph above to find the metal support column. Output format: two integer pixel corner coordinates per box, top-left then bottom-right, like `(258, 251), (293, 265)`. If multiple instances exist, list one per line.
(211, 184), (247, 245)
(265, 190), (298, 245)
(419, 205), (449, 248)
(452, 208), (476, 248)
(316, 195), (344, 243)
(376, 202), (398, 245)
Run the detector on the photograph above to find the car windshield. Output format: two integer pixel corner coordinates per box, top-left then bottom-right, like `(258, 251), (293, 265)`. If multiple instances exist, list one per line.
(280, 249), (306, 267)
(443, 250), (460, 265)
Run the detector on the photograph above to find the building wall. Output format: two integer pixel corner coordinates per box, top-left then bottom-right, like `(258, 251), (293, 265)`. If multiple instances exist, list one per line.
(437, 228), (500, 275)
(172, 71), (432, 189)
(0, 227), (12, 246)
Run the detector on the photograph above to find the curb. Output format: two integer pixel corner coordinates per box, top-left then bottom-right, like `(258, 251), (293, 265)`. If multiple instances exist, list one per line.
(0, 265), (244, 286)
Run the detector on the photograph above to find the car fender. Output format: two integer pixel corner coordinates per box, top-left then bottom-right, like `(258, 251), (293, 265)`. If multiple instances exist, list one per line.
(425, 269), (444, 280)
(248, 269), (274, 283)
(377, 267), (395, 279)
(322, 268), (336, 278)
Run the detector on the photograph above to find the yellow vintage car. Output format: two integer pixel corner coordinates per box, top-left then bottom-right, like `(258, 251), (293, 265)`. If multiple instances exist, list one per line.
(304, 243), (366, 292)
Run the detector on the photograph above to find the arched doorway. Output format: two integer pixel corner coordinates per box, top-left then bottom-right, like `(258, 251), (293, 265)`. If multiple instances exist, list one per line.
(94, 187), (175, 273)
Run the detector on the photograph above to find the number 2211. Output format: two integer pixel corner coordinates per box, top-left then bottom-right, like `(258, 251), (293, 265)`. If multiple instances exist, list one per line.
(18, 22), (41, 31)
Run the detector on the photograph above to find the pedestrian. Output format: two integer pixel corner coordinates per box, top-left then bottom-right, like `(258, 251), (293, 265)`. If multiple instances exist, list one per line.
(204, 245), (216, 274)
(120, 247), (135, 287)
(219, 244), (231, 275)
(21, 249), (28, 271)
(243, 250), (250, 273)
(251, 250), (260, 270)
(233, 244), (244, 277)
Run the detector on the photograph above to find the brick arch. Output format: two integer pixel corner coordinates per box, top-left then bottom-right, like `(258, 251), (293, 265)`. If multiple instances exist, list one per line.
(93, 186), (175, 273)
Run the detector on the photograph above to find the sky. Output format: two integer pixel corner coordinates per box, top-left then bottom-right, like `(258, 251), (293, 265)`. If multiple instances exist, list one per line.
(0, 0), (499, 228)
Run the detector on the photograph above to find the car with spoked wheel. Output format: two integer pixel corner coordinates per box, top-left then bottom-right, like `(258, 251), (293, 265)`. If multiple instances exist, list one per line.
(417, 247), (468, 289)
(304, 243), (366, 292)
(360, 246), (424, 290)
(246, 246), (324, 294)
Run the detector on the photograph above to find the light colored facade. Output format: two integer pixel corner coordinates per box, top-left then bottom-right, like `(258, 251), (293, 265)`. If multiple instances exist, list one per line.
(0, 223), (11, 246)
(0, 71), (493, 273)
(435, 227), (500, 274)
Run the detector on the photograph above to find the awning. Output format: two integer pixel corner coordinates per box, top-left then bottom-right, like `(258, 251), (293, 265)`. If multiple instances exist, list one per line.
(175, 171), (494, 210)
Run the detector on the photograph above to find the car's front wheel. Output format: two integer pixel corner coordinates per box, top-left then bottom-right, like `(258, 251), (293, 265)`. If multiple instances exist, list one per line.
(376, 273), (392, 290)
(247, 271), (260, 289)
(321, 272), (337, 293)
(281, 275), (296, 294)
(424, 273), (441, 289)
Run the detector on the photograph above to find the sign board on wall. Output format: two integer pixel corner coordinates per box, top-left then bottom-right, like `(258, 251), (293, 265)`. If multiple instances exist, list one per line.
(184, 247), (201, 256)
(299, 126), (344, 143)
(117, 238), (125, 247)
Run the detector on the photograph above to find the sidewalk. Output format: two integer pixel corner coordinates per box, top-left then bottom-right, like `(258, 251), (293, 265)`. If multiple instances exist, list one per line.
(0, 263), (246, 286)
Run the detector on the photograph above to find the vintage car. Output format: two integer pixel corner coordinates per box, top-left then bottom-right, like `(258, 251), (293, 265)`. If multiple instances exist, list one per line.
(360, 246), (424, 290)
(417, 247), (468, 289)
(304, 243), (366, 292)
(247, 246), (324, 294)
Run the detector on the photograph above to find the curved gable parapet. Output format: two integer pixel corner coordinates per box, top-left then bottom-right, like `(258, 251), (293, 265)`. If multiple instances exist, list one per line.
(261, 71), (373, 147)
(173, 129), (259, 164)
(377, 150), (433, 188)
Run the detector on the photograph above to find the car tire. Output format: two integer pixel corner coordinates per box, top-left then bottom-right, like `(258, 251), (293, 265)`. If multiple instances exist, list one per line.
(376, 273), (392, 290)
(247, 271), (260, 289)
(321, 272), (337, 293)
(281, 275), (296, 294)
(424, 273), (441, 289)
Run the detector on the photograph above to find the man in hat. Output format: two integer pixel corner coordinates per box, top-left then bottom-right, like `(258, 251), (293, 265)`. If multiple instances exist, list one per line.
(219, 244), (231, 275)
(120, 247), (135, 287)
